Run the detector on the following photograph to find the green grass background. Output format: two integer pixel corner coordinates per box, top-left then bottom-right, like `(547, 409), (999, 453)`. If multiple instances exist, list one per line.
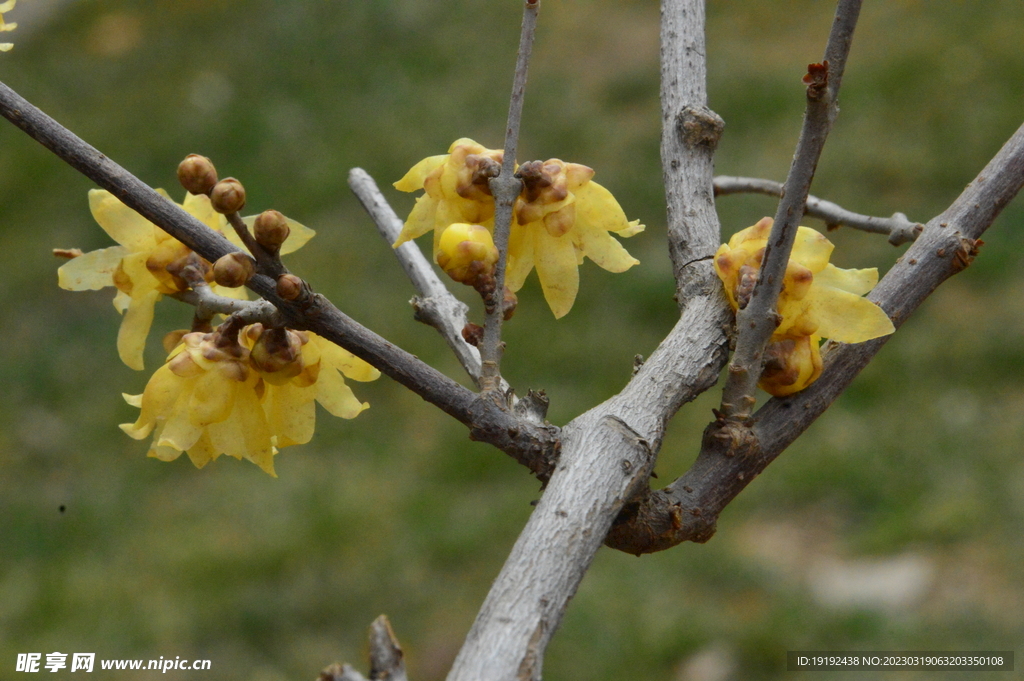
(1, 1), (1022, 679)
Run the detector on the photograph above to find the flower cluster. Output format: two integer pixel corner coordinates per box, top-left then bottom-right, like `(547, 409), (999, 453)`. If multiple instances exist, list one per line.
(0, 0), (17, 52)
(120, 326), (379, 476)
(57, 189), (313, 370)
(714, 217), (895, 396)
(394, 138), (643, 318)
(58, 160), (378, 475)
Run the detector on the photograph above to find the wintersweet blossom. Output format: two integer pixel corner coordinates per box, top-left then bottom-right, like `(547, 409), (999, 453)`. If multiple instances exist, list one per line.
(57, 189), (314, 369)
(393, 138), (643, 318)
(120, 331), (277, 474)
(714, 217), (894, 396)
(244, 325), (380, 449)
(0, 0), (17, 52)
(120, 328), (380, 476)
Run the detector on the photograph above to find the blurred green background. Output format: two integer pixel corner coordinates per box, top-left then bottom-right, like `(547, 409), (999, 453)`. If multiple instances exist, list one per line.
(1, 1), (1022, 679)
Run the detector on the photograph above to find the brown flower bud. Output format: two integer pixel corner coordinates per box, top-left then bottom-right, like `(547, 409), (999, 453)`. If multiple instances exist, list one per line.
(213, 252), (256, 288)
(177, 154), (218, 196)
(502, 286), (518, 321)
(210, 177), (246, 214)
(276, 273), (303, 300)
(461, 323), (484, 347)
(253, 210), (290, 251)
(249, 327), (305, 377)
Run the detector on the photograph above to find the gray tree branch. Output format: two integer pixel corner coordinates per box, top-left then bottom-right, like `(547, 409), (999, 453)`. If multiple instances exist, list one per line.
(606, 119), (1024, 554)
(719, 0), (863, 422)
(480, 0), (539, 393)
(713, 175), (923, 245)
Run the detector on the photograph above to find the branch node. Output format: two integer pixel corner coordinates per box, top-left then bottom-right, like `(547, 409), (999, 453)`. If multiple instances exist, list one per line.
(675, 105), (725, 150)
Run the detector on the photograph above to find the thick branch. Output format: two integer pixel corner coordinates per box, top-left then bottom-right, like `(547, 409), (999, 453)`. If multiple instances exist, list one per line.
(607, 119), (1024, 554)
(446, 2), (732, 675)
(661, 0), (724, 303)
(719, 0), (862, 421)
(480, 0), (538, 392)
(713, 175), (923, 245)
(0, 78), (558, 480)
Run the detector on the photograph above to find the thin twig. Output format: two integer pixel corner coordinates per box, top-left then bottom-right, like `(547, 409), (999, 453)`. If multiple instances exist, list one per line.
(0, 77), (559, 480)
(368, 615), (408, 681)
(718, 0), (863, 422)
(714, 175), (923, 245)
(480, 0), (539, 394)
(606, 119), (1024, 554)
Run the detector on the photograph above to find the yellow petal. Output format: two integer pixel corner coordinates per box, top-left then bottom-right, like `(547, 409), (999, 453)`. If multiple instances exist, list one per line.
(119, 364), (187, 439)
(207, 387), (276, 475)
(187, 366), (238, 426)
(759, 334), (823, 397)
(392, 194), (439, 247)
(727, 217), (773, 249)
(574, 222), (639, 273)
(814, 263), (878, 296)
(803, 286), (895, 343)
(89, 189), (158, 252)
(148, 443), (184, 462)
(615, 220), (645, 238)
(184, 431), (218, 469)
(182, 192), (223, 231)
(157, 388), (204, 452)
(314, 335), (380, 382)
(117, 289), (162, 371)
(505, 224), (535, 292)
(113, 290), (131, 314)
(534, 229), (580, 319)
(57, 246), (127, 291)
(239, 214), (316, 255)
(264, 382), (316, 446)
(394, 154), (450, 192)
(315, 366), (369, 419)
(572, 181), (641, 235)
(790, 226), (834, 273)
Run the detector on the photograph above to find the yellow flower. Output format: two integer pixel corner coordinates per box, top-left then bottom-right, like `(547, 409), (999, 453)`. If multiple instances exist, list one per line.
(245, 326), (380, 448)
(714, 217), (894, 396)
(119, 331), (277, 475)
(0, 0), (17, 52)
(120, 328), (380, 476)
(58, 189), (314, 370)
(760, 333), (823, 397)
(394, 139), (643, 318)
(392, 138), (504, 257)
(506, 159), (643, 318)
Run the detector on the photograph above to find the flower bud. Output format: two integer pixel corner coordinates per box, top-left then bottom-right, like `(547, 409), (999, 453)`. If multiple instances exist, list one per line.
(249, 327), (305, 380)
(436, 223), (499, 286)
(461, 322), (484, 347)
(502, 286), (518, 321)
(254, 210), (290, 251)
(276, 273), (303, 300)
(213, 252), (256, 288)
(210, 178), (246, 214)
(177, 154), (218, 196)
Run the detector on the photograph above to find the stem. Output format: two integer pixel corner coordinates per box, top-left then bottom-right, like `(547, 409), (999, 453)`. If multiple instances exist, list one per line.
(718, 0), (863, 421)
(713, 175), (923, 245)
(479, 0), (539, 393)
